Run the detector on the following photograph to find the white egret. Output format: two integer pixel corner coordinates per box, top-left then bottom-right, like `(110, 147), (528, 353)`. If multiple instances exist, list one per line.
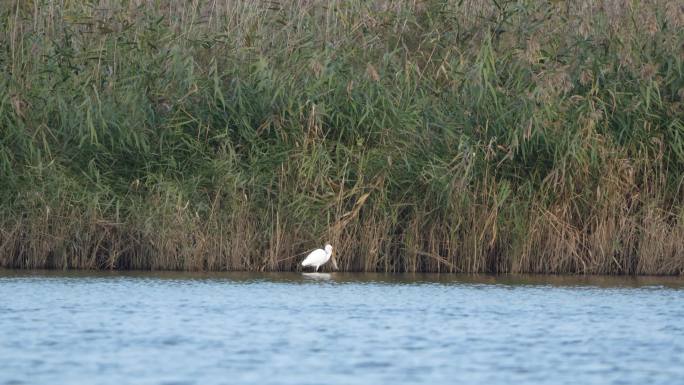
(301, 244), (337, 272)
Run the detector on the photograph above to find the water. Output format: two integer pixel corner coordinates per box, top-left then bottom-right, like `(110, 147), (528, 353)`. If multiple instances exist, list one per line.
(1, 271), (683, 385)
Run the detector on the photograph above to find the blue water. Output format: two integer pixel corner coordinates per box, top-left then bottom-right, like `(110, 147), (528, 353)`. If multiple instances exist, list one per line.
(1, 271), (683, 385)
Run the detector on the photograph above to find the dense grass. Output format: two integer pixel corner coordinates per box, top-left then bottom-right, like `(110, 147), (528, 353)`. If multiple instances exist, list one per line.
(1, 0), (683, 273)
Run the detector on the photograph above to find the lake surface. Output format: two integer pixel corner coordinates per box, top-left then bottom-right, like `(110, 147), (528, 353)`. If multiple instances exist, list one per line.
(1, 271), (683, 385)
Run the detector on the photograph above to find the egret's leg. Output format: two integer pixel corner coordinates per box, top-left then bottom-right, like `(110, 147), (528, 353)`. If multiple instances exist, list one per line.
(315, 265), (319, 272)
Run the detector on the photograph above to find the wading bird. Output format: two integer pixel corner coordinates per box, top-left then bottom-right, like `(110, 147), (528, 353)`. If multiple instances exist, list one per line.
(301, 244), (337, 272)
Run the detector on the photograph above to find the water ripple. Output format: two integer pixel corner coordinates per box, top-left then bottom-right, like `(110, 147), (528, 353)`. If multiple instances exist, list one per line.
(1, 271), (683, 385)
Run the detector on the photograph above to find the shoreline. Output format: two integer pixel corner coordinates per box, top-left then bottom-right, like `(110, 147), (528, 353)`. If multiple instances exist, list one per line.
(3, 267), (684, 290)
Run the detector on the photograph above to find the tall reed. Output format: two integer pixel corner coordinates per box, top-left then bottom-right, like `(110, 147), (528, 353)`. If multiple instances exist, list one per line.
(1, 0), (683, 274)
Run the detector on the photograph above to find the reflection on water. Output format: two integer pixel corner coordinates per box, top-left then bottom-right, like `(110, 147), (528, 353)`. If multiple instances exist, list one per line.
(1, 269), (683, 385)
(2, 269), (684, 287)
(301, 272), (332, 280)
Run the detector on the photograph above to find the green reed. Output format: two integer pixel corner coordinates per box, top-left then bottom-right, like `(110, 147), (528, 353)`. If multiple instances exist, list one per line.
(1, 0), (683, 273)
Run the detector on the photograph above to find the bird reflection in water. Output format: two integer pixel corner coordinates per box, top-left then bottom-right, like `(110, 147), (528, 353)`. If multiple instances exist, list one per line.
(302, 272), (332, 280)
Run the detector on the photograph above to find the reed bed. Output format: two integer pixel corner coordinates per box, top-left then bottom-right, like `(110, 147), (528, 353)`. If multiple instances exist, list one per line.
(1, 0), (683, 273)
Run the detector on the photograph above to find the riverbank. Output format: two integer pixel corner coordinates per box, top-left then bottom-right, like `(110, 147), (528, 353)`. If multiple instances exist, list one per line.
(1, 1), (683, 274)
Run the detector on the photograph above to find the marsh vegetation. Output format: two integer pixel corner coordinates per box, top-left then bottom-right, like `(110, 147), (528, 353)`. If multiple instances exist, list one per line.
(1, 0), (683, 273)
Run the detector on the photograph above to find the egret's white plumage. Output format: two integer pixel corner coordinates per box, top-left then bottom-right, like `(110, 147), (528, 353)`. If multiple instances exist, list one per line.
(301, 244), (336, 272)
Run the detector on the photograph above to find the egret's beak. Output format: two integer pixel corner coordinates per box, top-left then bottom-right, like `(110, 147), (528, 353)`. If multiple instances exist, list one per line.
(331, 254), (339, 271)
